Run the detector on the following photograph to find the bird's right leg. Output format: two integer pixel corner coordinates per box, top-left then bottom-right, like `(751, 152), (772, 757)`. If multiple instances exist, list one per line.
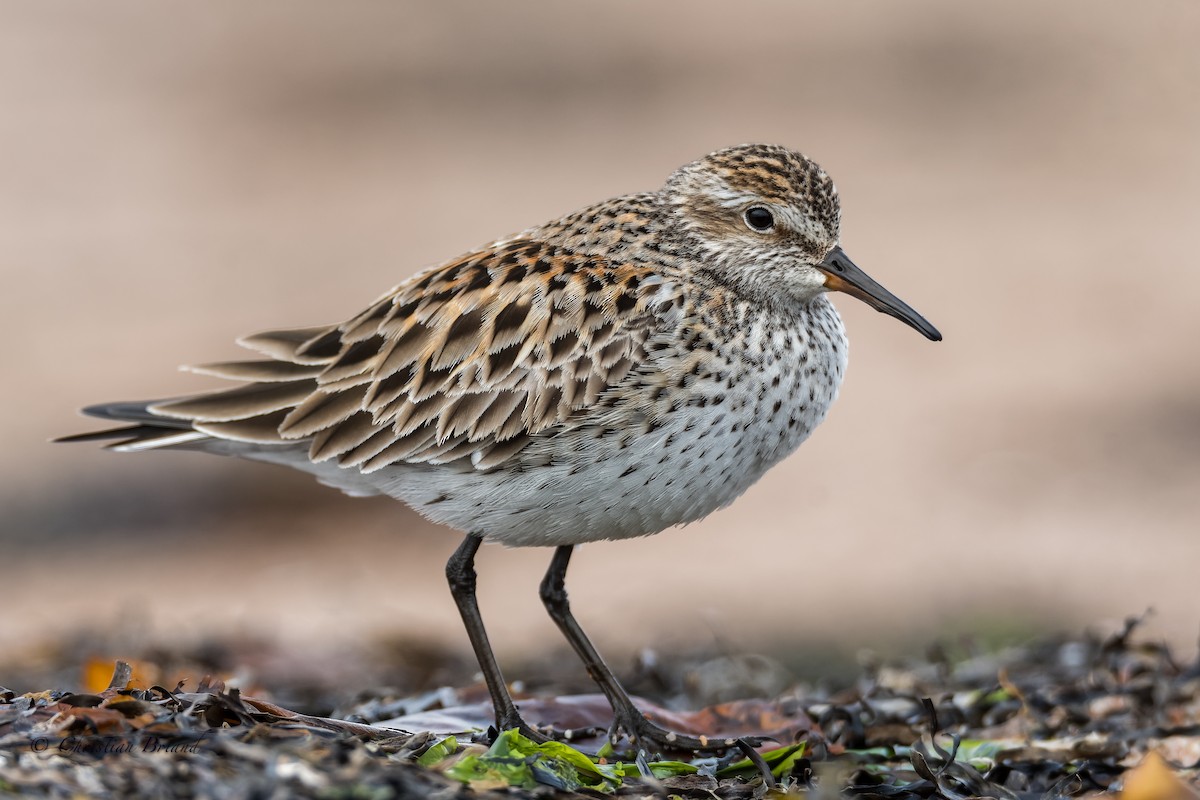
(445, 533), (545, 742)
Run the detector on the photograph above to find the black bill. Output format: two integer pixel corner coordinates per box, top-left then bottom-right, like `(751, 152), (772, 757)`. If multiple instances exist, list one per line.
(818, 247), (942, 342)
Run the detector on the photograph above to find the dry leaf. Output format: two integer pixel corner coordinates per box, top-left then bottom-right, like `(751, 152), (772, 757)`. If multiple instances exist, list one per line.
(1121, 752), (1199, 800)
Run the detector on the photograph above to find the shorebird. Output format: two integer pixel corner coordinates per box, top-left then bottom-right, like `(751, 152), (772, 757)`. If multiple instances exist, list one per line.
(62, 144), (940, 755)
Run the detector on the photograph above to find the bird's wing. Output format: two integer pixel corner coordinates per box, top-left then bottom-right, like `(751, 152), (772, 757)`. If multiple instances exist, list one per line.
(150, 238), (680, 472)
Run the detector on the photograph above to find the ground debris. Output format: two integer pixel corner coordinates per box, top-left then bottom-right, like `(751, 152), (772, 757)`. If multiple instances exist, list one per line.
(1, 618), (1198, 798)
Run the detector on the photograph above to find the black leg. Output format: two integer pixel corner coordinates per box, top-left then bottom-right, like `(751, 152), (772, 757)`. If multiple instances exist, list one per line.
(446, 533), (542, 740)
(539, 545), (765, 756)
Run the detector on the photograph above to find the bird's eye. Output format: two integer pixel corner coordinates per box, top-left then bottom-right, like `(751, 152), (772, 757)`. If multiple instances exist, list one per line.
(744, 206), (775, 232)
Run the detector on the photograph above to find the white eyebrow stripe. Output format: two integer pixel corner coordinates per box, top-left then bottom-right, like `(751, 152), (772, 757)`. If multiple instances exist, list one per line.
(708, 183), (761, 209)
(711, 179), (827, 240)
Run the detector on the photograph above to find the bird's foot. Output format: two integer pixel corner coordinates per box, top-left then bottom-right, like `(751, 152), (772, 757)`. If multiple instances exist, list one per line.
(609, 708), (767, 755)
(491, 707), (775, 785)
(489, 710), (551, 744)
(490, 713), (604, 746)
(608, 710), (776, 787)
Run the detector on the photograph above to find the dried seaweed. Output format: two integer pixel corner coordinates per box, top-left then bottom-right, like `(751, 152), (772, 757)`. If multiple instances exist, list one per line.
(2, 618), (1199, 798)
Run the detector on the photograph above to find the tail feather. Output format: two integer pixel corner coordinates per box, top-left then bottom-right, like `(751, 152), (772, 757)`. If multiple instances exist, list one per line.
(80, 401), (195, 428)
(56, 400), (208, 451)
(58, 392), (384, 498)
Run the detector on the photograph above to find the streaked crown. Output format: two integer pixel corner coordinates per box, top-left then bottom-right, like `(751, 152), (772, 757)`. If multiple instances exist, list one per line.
(662, 143), (843, 293)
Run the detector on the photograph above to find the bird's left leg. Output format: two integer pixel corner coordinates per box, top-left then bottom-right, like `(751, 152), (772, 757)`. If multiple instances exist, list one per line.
(538, 545), (767, 758)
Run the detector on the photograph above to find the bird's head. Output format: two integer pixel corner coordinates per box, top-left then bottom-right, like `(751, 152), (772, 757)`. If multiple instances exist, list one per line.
(663, 143), (941, 341)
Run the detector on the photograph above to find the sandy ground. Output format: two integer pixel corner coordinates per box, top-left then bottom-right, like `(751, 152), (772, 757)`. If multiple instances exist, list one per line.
(2, 1), (1198, 670)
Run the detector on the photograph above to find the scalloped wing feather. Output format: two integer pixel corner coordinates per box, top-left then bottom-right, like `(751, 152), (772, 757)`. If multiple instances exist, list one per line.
(150, 239), (678, 472)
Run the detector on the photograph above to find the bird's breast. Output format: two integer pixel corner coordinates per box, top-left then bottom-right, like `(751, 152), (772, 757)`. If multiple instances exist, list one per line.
(516, 293), (849, 540)
(381, 295), (848, 547)
(654, 294), (849, 503)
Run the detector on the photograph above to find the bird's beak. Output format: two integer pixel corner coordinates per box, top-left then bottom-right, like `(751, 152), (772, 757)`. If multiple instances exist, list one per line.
(818, 247), (942, 342)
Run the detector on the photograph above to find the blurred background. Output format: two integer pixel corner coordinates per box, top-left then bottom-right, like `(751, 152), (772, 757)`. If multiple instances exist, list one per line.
(2, 1), (1198, 693)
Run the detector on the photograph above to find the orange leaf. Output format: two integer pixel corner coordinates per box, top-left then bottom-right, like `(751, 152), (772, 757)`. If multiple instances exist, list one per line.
(1121, 752), (1198, 800)
(82, 658), (155, 693)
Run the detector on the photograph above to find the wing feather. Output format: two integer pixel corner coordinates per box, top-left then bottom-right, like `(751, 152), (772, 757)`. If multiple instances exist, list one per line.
(186, 360), (325, 382)
(150, 381), (315, 422)
(237, 326), (332, 360)
(157, 238), (677, 471)
(309, 411), (384, 461)
(279, 385), (370, 439)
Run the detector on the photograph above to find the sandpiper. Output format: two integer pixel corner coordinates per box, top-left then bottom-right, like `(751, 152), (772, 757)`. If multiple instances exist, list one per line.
(63, 144), (940, 755)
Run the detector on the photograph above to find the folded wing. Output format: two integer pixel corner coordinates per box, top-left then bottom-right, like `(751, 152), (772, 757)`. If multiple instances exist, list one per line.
(142, 239), (677, 472)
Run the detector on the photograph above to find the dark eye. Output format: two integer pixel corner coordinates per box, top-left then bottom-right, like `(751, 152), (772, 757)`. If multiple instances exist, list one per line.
(744, 206), (775, 232)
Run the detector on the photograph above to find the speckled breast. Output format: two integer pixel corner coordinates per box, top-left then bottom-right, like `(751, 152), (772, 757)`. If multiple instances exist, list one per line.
(391, 294), (848, 547)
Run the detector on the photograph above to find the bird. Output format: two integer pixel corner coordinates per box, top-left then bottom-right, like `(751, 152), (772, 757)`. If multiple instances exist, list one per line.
(61, 143), (941, 756)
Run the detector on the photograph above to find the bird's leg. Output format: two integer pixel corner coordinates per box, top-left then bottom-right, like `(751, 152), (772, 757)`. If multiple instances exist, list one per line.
(446, 533), (545, 742)
(539, 545), (765, 756)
